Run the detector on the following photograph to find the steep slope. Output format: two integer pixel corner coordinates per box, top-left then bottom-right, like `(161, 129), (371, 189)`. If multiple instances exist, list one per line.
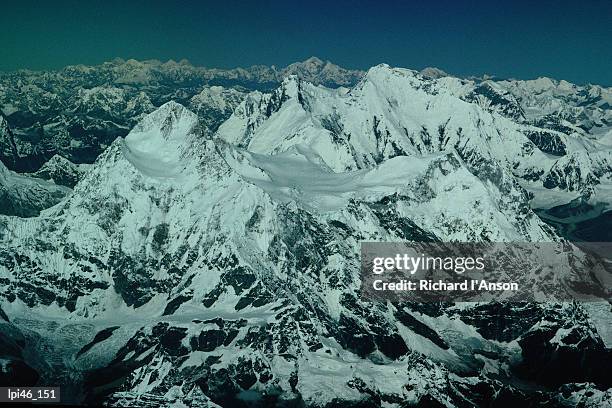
(30, 154), (90, 188)
(0, 84), (157, 171)
(0, 114), (19, 168)
(0, 160), (70, 217)
(0, 57), (365, 172)
(217, 66), (552, 175)
(218, 65), (612, 211)
(283, 57), (364, 87)
(493, 77), (612, 133)
(2, 100), (566, 319)
(188, 86), (247, 132)
(1, 100), (609, 406)
(2, 58), (609, 210)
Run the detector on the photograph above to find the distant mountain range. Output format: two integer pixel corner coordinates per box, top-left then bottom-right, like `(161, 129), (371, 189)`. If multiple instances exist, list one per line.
(0, 58), (611, 407)
(0, 57), (363, 173)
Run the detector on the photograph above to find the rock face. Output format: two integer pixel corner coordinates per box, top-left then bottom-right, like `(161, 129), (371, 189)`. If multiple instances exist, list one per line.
(283, 56), (364, 87)
(0, 114), (19, 168)
(0, 317), (40, 387)
(188, 86), (247, 132)
(0, 58), (364, 171)
(30, 154), (89, 188)
(543, 151), (612, 194)
(0, 160), (70, 217)
(0, 63), (611, 407)
(218, 65), (612, 207)
(1, 58), (610, 206)
(493, 77), (612, 134)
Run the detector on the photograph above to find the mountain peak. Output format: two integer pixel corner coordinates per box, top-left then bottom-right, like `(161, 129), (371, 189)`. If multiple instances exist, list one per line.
(303, 56), (325, 65)
(273, 74), (304, 102)
(285, 57), (328, 74)
(282, 57), (364, 87)
(123, 102), (199, 177)
(420, 67), (449, 79)
(2, 56), (612, 407)
(135, 101), (196, 133)
(362, 64), (418, 85)
(157, 100), (188, 113)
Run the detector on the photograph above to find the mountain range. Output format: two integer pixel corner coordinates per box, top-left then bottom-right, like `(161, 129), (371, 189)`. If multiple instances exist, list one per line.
(0, 58), (611, 407)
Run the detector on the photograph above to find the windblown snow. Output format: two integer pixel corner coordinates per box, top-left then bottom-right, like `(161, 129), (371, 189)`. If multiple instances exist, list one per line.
(0, 62), (611, 408)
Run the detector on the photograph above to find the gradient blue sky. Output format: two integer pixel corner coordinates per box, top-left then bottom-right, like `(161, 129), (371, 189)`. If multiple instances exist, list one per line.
(1, 0), (610, 84)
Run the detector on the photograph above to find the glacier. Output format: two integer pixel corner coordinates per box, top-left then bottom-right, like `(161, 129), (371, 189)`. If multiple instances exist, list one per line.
(0, 60), (611, 407)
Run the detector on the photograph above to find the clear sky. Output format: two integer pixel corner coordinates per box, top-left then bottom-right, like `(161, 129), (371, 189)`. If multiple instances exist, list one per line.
(1, 0), (610, 85)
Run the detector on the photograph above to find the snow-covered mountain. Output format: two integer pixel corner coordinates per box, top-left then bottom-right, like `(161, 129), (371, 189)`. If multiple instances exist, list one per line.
(189, 86), (247, 132)
(283, 56), (364, 87)
(218, 65), (612, 210)
(30, 154), (90, 188)
(0, 58), (363, 171)
(0, 61), (611, 407)
(0, 159), (70, 217)
(0, 114), (18, 169)
(494, 77), (612, 133)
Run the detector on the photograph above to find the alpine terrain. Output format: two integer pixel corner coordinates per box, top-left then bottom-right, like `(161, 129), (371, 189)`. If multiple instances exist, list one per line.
(0, 58), (611, 407)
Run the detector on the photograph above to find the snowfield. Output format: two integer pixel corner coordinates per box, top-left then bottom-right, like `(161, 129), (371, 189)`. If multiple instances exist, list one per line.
(0, 61), (611, 407)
